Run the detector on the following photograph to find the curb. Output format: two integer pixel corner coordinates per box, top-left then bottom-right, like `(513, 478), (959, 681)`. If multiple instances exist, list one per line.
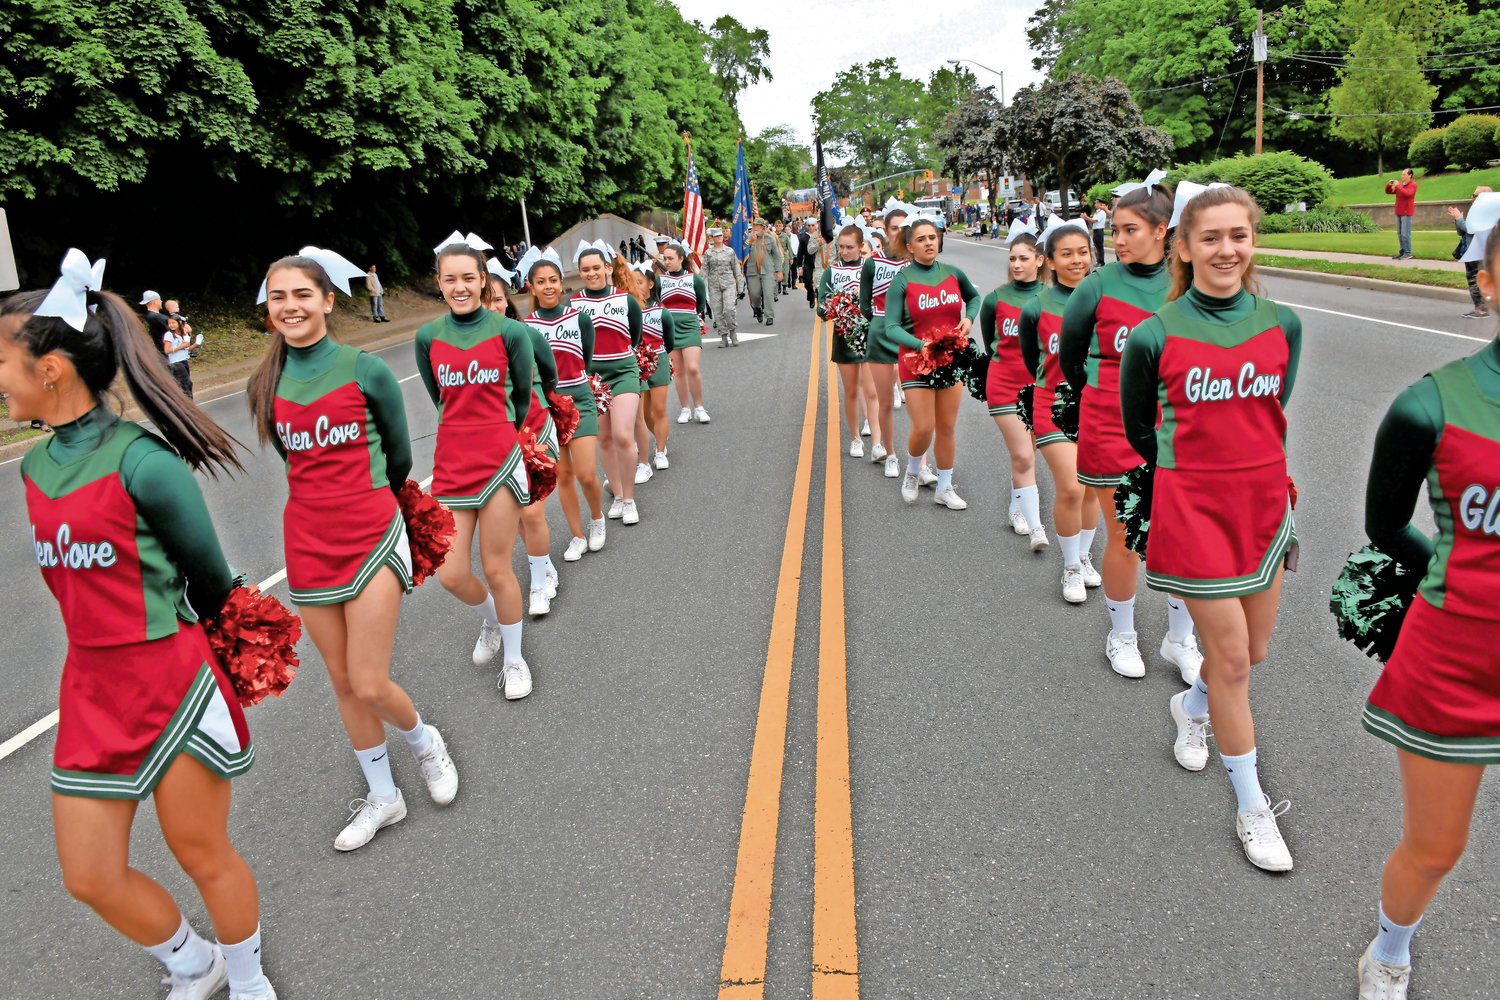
(1254, 266), (1470, 303)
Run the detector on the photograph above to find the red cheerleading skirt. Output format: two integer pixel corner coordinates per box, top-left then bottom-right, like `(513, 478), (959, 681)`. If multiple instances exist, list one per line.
(986, 356), (1033, 416)
(431, 420), (526, 509)
(1032, 385), (1069, 446)
(1076, 386), (1140, 487)
(285, 489), (409, 605)
(1144, 461), (1292, 599)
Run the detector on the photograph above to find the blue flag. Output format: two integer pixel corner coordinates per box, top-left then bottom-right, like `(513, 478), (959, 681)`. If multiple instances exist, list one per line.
(731, 138), (753, 262)
(816, 135), (840, 244)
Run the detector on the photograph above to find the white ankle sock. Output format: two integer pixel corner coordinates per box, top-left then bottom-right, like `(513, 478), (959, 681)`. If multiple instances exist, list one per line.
(219, 925), (272, 998)
(1105, 596), (1135, 635)
(1221, 747), (1265, 813)
(1166, 596), (1194, 642)
(399, 714), (432, 757)
(1009, 488), (1022, 514)
(1184, 677), (1209, 720)
(1058, 533), (1081, 566)
(1372, 904), (1422, 966)
(1017, 485), (1041, 531)
(907, 455), (924, 476)
(354, 743), (397, 802)
(475, 593), (499, 626)
(500, 620), (523, 662)
(146, 915), (214, 980)
(527, 555), (548, 590)
(936, 467), (953, 492)
(1079, 526), (1097, 554)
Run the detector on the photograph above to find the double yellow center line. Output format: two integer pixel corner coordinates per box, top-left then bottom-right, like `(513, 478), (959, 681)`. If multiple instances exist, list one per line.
(718, 318), (860, 998)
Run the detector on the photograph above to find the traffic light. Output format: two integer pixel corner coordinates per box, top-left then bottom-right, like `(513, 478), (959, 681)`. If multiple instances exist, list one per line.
(923, 169), (933, 182)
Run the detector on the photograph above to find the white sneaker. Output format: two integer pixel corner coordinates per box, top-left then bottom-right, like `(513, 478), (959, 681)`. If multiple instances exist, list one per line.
(501, 658), (533, 700)
(563, 536), (588, 562)
(694, 406), (711, 423)
(231, 985), (277, 1000)
(1062, 564), (1087, 604)
(861, 420), (872, 437)
(1008, 509), (1030, 535)
(653, 450), (669, 470)
(622, 499), (639, 525)
(1029, 528), (1050, 552)
(901, 473), (920, 503)
(606, 497), (625, 519)
(544, 566), (558, 599)
(1161, 634), (1204, 686)
(1168, 691), (1211, 771)
(602, 476), (613, 497)
(1105, 630), (1146, 678)
(1358, 942), (1411, 1000)
(163, 946), (227, 1000)
(635, 462), (653, 484)
(472, 621), (503, 666)
(918, 465), (939, 487)
(1079, 551), (1103, 588)
(413, 726), (458, 805)
(884, 455), (900, 478)
(1236, 795), (1294, 872)
(677, 407), (691, 424)
(528, 587), (550, 616)
(334, 792), (407, 851)
(871, 443), (888, 462)
(894, 386), (905, 409)
(934, 486), (968, 510)
(849, 439), (864, 458)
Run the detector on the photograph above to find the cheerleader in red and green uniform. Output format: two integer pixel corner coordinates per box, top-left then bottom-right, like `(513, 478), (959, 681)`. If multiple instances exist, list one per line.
(881, 216), (981, 510)
(1061, 180), (1203, 683)
(1351, 227), (1500, 999)
(572, 246), (646, 512)
(1019, 220), (1103, 605)
(656, 242), (711, 424)
(521, 248), (610, 553)
(5, 264), (276, 998)
(820, 223), (884, 460)
(416, 241), (537, 700)
(1120, 186), (1302, 873)
(859, 211), (911, 479)
(979, 227), (1046, 550)
(630, 261), (681, 472)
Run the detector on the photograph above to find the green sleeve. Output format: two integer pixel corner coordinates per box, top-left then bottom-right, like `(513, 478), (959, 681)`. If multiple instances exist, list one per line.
(1276, 304), (1303, 405)
(661, 309), (677, 353)
(578, 311), (595, 370)
(858, 259), (874, 319)
(1018, 297), (1043, 382)
(979, 290), (999, 355)
(501, 318), (534, 428)
(1059, 271), (1103, 393)
(526, 324), (558, 398)
(816, 269), (834, 319)
(694, 274), (708, 318)
(122, 439), (235, 620)
(1364, 379), (1440, 574)
(627, 296), (643, 349)
(955, 265), (982, 323)
(355, 352), (413, 493)
(651, 272), (662, 303)
(882, 270), (924, 351)
(1119, 315), (1166, 464)
(414, 324), (440, 407)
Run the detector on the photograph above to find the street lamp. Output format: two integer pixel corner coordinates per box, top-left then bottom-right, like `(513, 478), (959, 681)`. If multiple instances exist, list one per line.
(946, 58), (1004, 106)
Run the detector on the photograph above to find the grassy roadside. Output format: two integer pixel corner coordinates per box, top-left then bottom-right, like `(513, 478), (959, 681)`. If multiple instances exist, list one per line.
(1329, 166), (1500, 205)
(1256, 253), (1467, 290)
(1256, 230), (1457, 261)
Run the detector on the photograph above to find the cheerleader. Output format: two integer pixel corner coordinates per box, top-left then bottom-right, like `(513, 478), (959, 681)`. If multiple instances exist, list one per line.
(859, 206), (913, 478)
(1019, 219), (1104, 604)
(629, 261), (681, 470)
(819, 223), (884, 458)
(1061, 175), (1203, 682)
(489, 267), (562, 613)
(1120, 185), (1302, 872)
(416, 239), (537, 700)
(5, 259), (275, 997)
(572, 244), (647, 509)
(656, 242), (711, 424)
(979, 224), (1047, 550)
(1353, 209), (1500, 998)
(881, 216), (981, 509)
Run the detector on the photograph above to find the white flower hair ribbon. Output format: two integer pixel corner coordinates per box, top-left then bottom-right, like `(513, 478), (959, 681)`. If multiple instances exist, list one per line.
(256, 246), (365, 304)
(487, 258), (515, 284)
(631, 260), (655, 275)
(516, 246), (564, 285)
(1005, 219), (1039, 246)
(573, 239), (614, 266)
(904, 210), (946, 230)
(1113, 168), (1169, 198)
(1168, 181), (1234, 229)
(1040, 215), (1091, 251)
(1459, 191), (1500, 265)
(433, 231), (494, 255)
(35, 249), (107, 332)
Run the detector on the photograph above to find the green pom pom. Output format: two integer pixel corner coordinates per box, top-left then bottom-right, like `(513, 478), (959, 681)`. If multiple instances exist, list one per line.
(1115, 463), (1154, 557)
(1329, 544), (1419, 662)
(1016, 384), (1034, 431)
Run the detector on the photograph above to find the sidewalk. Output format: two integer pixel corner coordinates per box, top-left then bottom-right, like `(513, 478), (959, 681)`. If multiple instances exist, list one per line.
(1251, 245), (1464, 272)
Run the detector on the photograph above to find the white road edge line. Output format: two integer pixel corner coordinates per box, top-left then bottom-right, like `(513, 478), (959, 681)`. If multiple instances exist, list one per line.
(0, 474), (435, 763)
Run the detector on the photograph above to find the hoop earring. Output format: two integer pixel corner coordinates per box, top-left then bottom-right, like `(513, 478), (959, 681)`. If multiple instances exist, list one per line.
(42, 380), (54, 392)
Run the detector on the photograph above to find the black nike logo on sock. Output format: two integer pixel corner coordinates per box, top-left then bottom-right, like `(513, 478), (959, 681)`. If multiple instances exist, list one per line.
(370, 752), (386, 762)
(171, 929), (189, 953)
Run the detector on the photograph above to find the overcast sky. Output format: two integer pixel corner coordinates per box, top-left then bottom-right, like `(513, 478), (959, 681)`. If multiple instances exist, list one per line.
(671, 0), (1045, 148)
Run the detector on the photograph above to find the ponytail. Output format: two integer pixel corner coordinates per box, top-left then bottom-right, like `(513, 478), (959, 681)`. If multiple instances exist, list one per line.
(611, 253), (635, 296)
(248, 255), (334, 447)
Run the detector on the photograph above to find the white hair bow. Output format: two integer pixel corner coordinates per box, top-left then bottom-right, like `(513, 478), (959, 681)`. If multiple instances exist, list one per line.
(573, 239), (615, 266)
(881, 198), (920, 219)
(487, 258), (515, 284)
(1113, 168), (1169, 198)
(1040, 215), (1092, 251)
(516, 245), (564, 285)
(1459, 191), (1500, 265)
(1005, 219), (1039, 246)
(256, 246), (365, 304)
(1168, 181), (1234, 229)
(904, 210), (946, 230)
(630, 260), (656, 275)
(35, 249), (107, 332)
(433, 231), (494, 255)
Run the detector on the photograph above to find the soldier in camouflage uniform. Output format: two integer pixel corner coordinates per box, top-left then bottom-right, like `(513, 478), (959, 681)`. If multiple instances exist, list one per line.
(743, 218), (784, 327)
(800, 222), (827, 309)
(701, 227), (746, 348)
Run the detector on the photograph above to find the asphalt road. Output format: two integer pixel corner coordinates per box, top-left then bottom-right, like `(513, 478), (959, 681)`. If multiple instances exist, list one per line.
(0, 240), (1496, 999)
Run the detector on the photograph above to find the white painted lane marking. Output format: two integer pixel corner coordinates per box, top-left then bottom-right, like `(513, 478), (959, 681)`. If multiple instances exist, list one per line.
(1279, 302), (1489, 345)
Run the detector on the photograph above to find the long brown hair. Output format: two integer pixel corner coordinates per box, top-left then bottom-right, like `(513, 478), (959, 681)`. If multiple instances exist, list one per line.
(248, 256), (334, 447)
(1167, 186), (1264, 301)
(1, 289), (242, 475)
(611, 253), (637, 298)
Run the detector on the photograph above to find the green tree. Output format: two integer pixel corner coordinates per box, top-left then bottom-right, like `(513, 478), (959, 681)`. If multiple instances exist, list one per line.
(812, 59), (926, 203)
(918, 65), (980, 157)
(932, 88), (1005, 213)
(1433, 7), (1500, 112)
(1327, 17), (1437, 174)
(696, 15), (772, 110)
(743, 126), (812, 213)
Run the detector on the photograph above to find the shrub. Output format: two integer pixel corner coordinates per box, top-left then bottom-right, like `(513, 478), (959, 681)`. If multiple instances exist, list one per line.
(1186, 152), (1334, 215)
(1086, 181), (1117, 206)
(1258, 213), (1295, 234)
(1407, 128), (1450, 174)
(1442, 115), (1500, 171)
(1296, 205), (1379, 233)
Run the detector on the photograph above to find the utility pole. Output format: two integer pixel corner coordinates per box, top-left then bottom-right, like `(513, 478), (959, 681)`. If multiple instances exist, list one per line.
(520, 195), (533, 247)
(1254, 10), (1267, 155)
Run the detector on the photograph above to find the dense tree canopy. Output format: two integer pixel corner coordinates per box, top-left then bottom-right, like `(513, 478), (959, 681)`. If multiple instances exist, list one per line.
(811, 59), (926, 202)
(696, 15), (773, 111)
(743, 126), (812, 217)
(1328, 15), (1437, 173)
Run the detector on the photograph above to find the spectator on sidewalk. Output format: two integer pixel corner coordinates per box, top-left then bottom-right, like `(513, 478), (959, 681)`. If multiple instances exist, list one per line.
(365, 264), (389, 322)
(1385, 168), (1419, 260)
(1091, 198), (1109, 267)
(162, 311), (194, 398)
(1449, 185), (1494, 319)
(139, 290), (169, 349)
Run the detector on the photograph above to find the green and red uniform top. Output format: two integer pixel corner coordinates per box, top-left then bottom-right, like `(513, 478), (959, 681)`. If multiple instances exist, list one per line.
(525, 304), (595, 388)
(817, 261), (863, 319)
(1119, 287), (1302, 470)
(979, 278), (1041, 362)
(572, 286), (643, 363)
(641, 299), (680, 356)
(881, 259), (982, 353)
(858, 254), (909, 319)
(1018, 282), (1078, 393)
(1365, 338), (1500, 618)
(1059, 259), (1168, 394)
(655, 270), (708, 321)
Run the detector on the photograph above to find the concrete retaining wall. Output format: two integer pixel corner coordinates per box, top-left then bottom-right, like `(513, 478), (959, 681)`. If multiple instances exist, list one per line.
(1346, 201), (1467, 230)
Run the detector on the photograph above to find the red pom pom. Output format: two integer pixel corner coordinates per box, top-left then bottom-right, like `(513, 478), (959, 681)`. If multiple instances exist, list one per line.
(547, 390), (580, 447)
(635, 344), (659, 382)
(1288, 476), (1299, 511)
(912, 327), (970, 377)
(518, 426), (559, 503)
(588, 372), (613, 414)
(204, 585), (302, 708)
(397, 479), (455, 586)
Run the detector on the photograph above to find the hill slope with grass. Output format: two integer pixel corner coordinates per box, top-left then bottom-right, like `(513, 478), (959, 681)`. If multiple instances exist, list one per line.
(1328, 167), (1500, 205)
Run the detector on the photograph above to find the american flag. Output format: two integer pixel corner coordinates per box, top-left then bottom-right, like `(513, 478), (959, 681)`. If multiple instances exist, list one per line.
(681, 135), (707, 262)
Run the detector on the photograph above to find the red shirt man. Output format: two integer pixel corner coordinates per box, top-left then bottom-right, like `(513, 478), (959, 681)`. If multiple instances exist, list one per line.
(1385, 169), (1419, 259)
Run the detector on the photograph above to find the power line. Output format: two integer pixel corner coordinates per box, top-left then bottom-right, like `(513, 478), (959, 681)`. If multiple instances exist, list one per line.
(1267, 102), (1500, 120)
(1137, 67), (1255, 94)
(1281, 54), (1500, 73)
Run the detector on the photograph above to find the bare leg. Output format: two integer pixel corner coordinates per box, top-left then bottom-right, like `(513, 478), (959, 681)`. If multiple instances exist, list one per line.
(671, 349), (690, 412)
(155, 755), (260, 943)
(870, 364), (897, 456)
(838, 363), (863, 442)
(993, 413), (1036, 489)
(1381, 752), (1487, 923)
(476, 491), (525, 625)
(682, 346), (704, 408)
(932, 384), (961, 467)
(1185, 569), (1284, 756)
(435, 508), (487, 607)
(1093, 486), (1139, 603)
(1038, 442), (1087, 535)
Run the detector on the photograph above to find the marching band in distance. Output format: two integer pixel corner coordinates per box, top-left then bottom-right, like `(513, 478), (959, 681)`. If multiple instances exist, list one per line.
(4, 166), (1498, 1000)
